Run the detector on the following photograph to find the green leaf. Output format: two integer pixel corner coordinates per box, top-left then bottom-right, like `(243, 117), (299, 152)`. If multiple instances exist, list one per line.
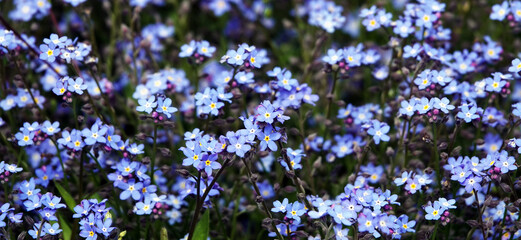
(58, 214), (72, 240)
(54, 181), (77, 211)
(193, 210), (210, 240)
(160, 227), (168, 240)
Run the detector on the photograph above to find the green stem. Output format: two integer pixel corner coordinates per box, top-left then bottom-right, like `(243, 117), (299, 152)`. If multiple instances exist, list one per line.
(321, 70), (339, 141)
(150, 124), (158, 184)
(474, 190), (487, 240)
(431, 221), (439, 240)
(431, 123), (441, 187)
(187, 158), (232, 240)
(241, 158), (284, 240)
(106, 0), (120, 80)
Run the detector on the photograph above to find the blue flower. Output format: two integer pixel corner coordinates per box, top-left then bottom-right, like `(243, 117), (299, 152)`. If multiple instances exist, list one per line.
(24, 195), (42, 211)
(79, 224), (97, 240)
(239, 117), (259, 141)
(394, 19), (414, 38)
(403, 43), (422, 58)
(415, 10), (437, 28)
(135, 196), (155, 215)
(490, 2), (510, 21)
(29, 223), (47, 239)
(157, 97), (178, 118)
(424, 201), (442, 220)
(362, 16), (380, 31)
(215, 87), (232, 103)
(456, 104), (479, 123)
(343, 46), (362, 67)
(414, 70), (432, 90)
(136, 96), (157, 114)
(15, 129), (35, 146)
(196, 154), (222, 176)
(19, 179), (40, 200)
(357, 209), (377, 234)
(179, 40), (197, 57)
(118, 179), (143, 200)
(181, 143), (203, 167)
(128, 143), (145, 155)
(96, 218), (115, 237)
(68, 130), (85, 150)
(405, 178), (420, 194)
(184, 128), (203, 141)
(285, 201), (306, 222)
(276, 71), (298, 91)
(41, 120), (60, 136)
(513, 103), (521, 118)
(271, 198), (289, 213)
(430, 70), (451, 86)
(20, 122), (39, 133)
(43, 222), (62, 235)
(438, 198), (456, 210)
(44, 33), (68, 48)
(67, 77), (88, 95)
(257, 180), (275, 199)
(397, 215), (416, 233)
(485, 75), (506, 93)
(234, 71), (255, 85)
(82, 123), (108, 145)
(209, 0), (230, 16)
(256, 102), (277, 124)
(367, 120), (390, 144)
(247, 50), (264, 68)
(52, 81), (68, 96)
(399, 99), (416, 117)
(327, 205), (353, 225)
(463, 175), (482, 193)
(394, 171), (412, 186)
(226, 47), (247, 66)
(41, 193), (66, 209)
(371, 194), (388, 211)
(322, 49), (343, 65)
(495, 152), (517, 174)
(227, 135), (251, 157)
(196, 40), (216, 57)
(512, 2), (521, 21)
(433, 97), (455, 114)
(415, 97), (432, 114)
(509, 58), (521, 73)
(39, 43), (60, 63)
(202, 97), (224, 116)
(257, 125), (281, 151)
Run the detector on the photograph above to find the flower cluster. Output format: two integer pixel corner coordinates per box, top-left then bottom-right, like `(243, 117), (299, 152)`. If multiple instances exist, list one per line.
(299, 0), (346, 33)
(39, 34), (92, 64)
(21, 189), (66, 239)
(5, 0), (521, 239)
(73, 199), (114, 240)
